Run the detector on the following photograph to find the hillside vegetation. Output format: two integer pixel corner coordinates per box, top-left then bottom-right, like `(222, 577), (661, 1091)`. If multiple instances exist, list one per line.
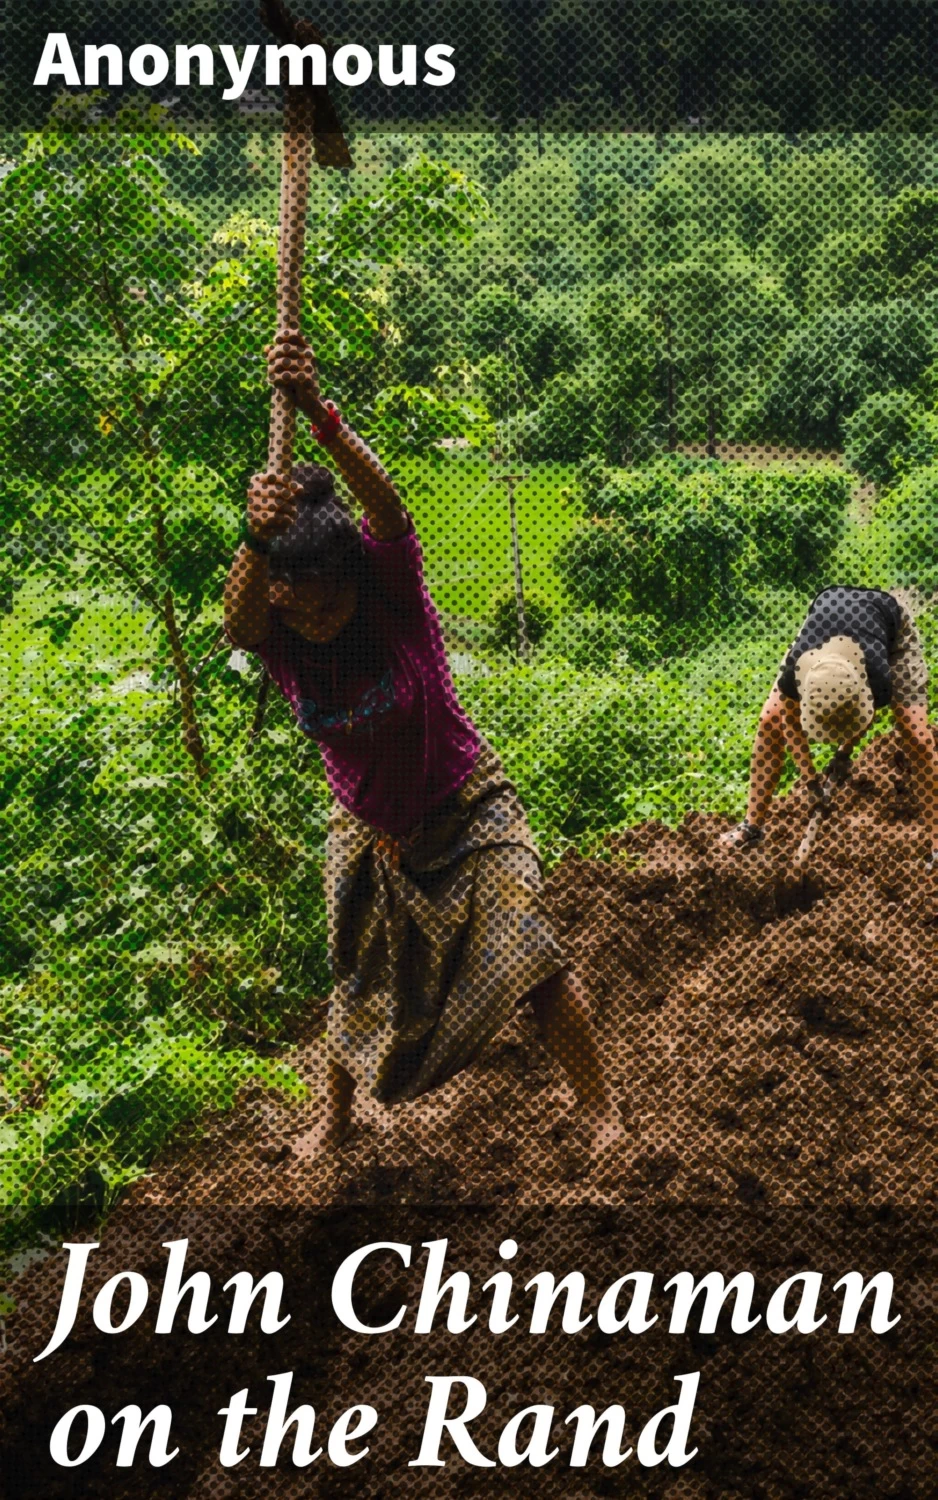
(2, 106), (938, 1252)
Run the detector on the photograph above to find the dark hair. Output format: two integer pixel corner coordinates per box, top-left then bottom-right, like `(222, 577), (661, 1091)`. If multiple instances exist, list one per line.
(268, 464), (363, 581)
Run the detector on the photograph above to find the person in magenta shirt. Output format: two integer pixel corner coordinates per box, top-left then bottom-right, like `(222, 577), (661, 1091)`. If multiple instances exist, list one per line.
(224, 332), (619, 1155)
(252, 496), (481, 839)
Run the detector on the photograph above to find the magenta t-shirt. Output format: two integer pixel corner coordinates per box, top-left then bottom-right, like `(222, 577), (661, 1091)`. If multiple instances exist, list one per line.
(253, 520), (480, 837)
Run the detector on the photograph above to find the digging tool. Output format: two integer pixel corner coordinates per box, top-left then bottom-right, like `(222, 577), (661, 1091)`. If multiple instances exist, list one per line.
(246, 4), (352, 751)
(791, 748), (853, 874)
(260, 0), (352, 479)
(260, 0), (353, 170)
(790, 791), (829, 873)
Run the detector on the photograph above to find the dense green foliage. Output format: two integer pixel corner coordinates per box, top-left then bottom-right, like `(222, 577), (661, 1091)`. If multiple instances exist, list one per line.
(0, 590), (327, 1234)
(844, 391), (923, 487)
(488, 585), (554, 655)
(557, 459), (850, 651)
(365, 134), (938, 461)
(876, 464), (938, 593)
(4, 101), (938, 1256)
(764, 300), (936, 451)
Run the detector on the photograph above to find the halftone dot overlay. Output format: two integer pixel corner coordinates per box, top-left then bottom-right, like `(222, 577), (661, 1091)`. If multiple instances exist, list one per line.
(3, 2), (938, 1493)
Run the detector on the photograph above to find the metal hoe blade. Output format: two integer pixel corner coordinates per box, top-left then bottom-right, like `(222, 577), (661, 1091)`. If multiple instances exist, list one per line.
(791, 749), (852, 874)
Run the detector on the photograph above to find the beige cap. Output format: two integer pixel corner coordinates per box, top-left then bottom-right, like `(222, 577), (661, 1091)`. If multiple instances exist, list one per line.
(795, 635), (875, 744)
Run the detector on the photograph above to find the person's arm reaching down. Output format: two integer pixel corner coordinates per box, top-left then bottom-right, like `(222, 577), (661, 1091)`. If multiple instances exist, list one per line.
(780, 693), (818, 783)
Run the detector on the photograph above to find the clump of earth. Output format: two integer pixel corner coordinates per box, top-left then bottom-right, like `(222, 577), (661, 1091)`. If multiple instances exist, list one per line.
(136, 730), (938, 1213)
(4, 732), (936, 1499)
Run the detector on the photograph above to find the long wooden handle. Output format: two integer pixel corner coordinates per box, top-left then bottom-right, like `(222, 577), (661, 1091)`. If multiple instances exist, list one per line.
(267, 85), (316, 477)
(792, 766), (845, 871)
(792, 808), (824, 870)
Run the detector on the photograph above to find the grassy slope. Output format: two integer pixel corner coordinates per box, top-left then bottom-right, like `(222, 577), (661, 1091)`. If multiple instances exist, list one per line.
(395, 453), (580, 617)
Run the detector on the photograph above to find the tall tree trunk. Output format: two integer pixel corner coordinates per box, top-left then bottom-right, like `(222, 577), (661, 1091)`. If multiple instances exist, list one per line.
(163, 591), (208, 777)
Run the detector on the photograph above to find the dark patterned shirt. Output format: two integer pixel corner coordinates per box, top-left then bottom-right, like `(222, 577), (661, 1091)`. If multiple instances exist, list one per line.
(778, 587), (903, 708)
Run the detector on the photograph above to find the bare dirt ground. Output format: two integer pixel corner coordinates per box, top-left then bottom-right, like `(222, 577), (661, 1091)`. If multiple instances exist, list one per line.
(4, 730), (938, 1497)
(128, 730), (938, 1216)
(676, 442), (840, 466)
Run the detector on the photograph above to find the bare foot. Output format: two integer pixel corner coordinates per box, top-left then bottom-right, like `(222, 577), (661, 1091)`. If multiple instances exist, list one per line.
(290, 1110), (352, 1161)
(291, 1058), (356, 1161)
(719, 821), (765, 850)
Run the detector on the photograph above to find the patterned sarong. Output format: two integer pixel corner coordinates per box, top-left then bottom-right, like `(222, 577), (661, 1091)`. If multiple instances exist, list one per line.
(323, 743), (567, 1103)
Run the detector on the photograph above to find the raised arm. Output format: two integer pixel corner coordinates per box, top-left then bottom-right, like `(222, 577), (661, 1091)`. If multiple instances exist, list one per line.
(268, 330), (408, 541)
(223, 472), (299, 647)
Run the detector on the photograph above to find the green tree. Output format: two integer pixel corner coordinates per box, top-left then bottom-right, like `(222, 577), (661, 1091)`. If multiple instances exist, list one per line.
(585, 291), (657, 465)
(493, 153), (584, 289)
(734, 465), (850, 587)
(643, 247), (792, 448)
(803, 231), (886, 313)
(880, 187), (938, 294)
(766, 148), (881, 308)
(643, 141), (773, 258)
(844, 390), (923, 487)
(764, 300), (936, 450)
(489, 584), (554, 654)
(463, 285), (530, 356)
(878, 462), (938, 591)
(557, 462), (745, 628)
(524, 372), (595, 460)
(0, 97), (487, 773)
(558, 459), (849, 627)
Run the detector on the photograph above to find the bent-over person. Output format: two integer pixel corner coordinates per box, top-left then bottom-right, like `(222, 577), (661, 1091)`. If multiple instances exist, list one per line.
(224, 332), (621, 1155)
(723, 586), (938, 869)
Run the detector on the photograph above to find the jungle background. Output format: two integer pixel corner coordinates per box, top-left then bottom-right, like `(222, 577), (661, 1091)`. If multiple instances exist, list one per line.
(4, 88), (938, 1258)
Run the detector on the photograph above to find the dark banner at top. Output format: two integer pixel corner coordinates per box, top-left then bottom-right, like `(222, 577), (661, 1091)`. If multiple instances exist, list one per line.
(5, 2), (938, 134)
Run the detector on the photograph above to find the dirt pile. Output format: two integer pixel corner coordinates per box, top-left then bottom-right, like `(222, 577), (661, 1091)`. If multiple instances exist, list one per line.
(4, 732), (938, 1498)
(135, 730), (938, 1211)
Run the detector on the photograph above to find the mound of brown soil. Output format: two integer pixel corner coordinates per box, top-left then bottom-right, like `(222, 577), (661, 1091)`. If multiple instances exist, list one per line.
(135, 730), (938, 1212)
(4, 732), (938, 1499)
